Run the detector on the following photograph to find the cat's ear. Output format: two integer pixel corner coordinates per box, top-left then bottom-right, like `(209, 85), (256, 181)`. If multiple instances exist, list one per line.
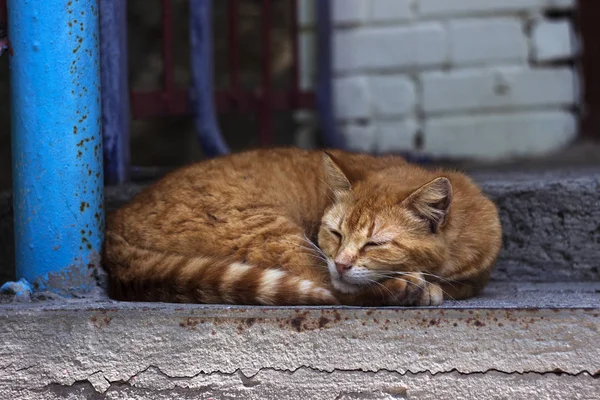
(323, 152), (351, 194)
(404, 177), (452, 233)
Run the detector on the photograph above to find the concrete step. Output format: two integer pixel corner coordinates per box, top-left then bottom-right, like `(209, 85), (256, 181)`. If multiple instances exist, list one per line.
(1, 168), (599, 283)
(0, 281), (598, 399)
(472, 168), (600, 282)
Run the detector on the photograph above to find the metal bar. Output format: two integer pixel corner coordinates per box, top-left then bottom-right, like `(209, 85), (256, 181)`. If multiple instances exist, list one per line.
(0, 0), (5, 25)
(260, 0), (272, 145)
(0, 0), (7, 56)
(228, 0), (240, 94)
(189, 0), (229, 156)
(290, 0), (300, 107)
(99, 0), (130, 185)
(0, 0), (6, 29)
(131, 90), (315, 118)
(161, 0), (174, 106)
(316, 0), (344, 148)
(577, 0), (600, 138)
(6, 0), (104, 296)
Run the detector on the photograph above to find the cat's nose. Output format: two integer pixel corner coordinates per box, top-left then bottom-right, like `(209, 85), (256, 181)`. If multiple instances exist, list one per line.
(335, 262), (352, 275)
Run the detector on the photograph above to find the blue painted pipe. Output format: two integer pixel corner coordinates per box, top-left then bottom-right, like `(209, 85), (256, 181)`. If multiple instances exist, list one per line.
(6, 0), (104, 295)
(190, 0), (229, 157)
(99, 0), (130, 185)
(316, 0), (344, 149)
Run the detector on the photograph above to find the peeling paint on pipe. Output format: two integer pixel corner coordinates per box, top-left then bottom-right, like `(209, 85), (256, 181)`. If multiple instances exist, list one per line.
(7, 0), (104, 295)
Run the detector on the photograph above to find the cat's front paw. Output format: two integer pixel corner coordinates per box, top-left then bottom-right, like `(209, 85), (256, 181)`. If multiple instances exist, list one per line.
(382, 274), (443, 306)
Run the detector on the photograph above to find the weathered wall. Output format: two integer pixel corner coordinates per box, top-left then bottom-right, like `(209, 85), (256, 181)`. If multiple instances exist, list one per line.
(299, 0), (580, 160)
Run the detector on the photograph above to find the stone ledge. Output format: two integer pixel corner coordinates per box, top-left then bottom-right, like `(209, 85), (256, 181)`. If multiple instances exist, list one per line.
(473, 168), (600, 281)
(0, 282), (598, 399)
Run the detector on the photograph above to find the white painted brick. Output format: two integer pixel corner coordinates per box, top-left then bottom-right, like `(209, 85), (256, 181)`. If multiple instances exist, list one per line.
(419, 0), (542, 17)
(333, 0), (368, 25)
(333, 30), (364, 72)
(449, 18), (528, 65)
(374, 119), (420, 153)
(369, 75), (416, 117)
(369, 0), (414, 23)
(334, 23), (446, 72)
(532, 20), (575, 62)
(422, 67), (576, 113)
(544, 0), (575, 9)
(423, 111), (576, 160)
(334, 77), (370, 119)
(339, 124), (376, 151)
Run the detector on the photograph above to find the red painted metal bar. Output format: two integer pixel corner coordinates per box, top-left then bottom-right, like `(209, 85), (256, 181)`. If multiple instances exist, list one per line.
(128, 0), (320, 149)
(228, 0), (240, 97)
(161, 0), (175, 110)
(132, 90), (315, 118)
(260, 0), (272, 145)
(290, 0), (300, 107)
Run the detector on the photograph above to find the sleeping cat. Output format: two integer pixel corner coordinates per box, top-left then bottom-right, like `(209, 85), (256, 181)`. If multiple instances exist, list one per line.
(104, 148), (502, 306)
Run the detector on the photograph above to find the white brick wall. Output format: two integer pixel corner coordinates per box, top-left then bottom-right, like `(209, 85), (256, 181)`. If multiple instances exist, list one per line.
(531, 20), (576, 62)
(369, 75), (416, 117)
(333, 24), (447, 72)
(449, 18), (528, 65)
(369, 0), (414, 23)
(422, 67), (576, 113)
(419, 0), (541, 17)
(332, 0), (368, 25)
(423, 111), (577, 159)
(334, 76), (370, 119)
(298, 0), (580, 161)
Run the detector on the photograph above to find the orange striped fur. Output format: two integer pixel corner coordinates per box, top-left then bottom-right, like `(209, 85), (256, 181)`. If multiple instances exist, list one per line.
(104, 148), (502, 306)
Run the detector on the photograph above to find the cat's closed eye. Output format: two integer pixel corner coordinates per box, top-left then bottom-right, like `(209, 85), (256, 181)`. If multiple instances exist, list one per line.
(330, 229), (342, 240)
(363, 241), (387, 249)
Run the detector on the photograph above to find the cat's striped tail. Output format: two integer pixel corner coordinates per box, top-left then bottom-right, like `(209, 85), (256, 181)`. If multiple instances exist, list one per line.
(103, 231), (338, 305)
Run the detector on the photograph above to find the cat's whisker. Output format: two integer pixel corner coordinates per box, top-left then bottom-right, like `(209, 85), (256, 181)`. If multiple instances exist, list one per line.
(279, 241), (328, 261)
(376, 270), (466, 288)
(365, 278), (395, 300)
(300, 235), (328, 258)
(293, 263), (328, 269)
(362, 280), (386, 301)
(378, 275), (455, 300)
(404, 271), (464, 286)
(280, 237), (333, 268)
(371, 271), (457, 298)
(304, 253), (328, 263)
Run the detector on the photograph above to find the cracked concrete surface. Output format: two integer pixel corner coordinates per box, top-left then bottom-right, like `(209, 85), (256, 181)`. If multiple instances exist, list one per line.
(1, 299), (599, 399)
(5, 369), (600, 399)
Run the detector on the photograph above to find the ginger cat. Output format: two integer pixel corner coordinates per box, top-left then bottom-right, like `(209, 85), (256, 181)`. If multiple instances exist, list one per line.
(104, 148), (502, 306)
